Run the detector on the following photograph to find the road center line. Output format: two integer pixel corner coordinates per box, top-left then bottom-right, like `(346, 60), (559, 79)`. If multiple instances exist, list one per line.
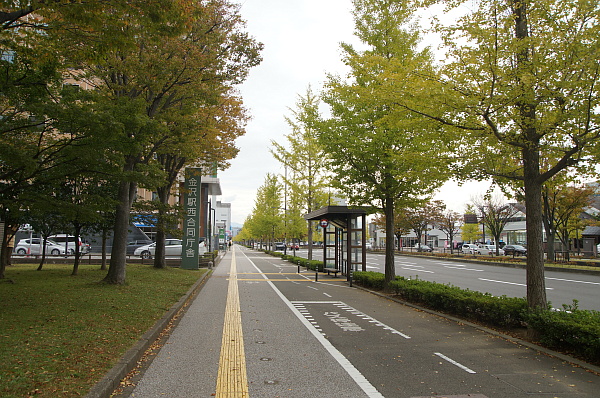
(546, 277), (600, 285)
(479, 278), (554, 290)
(402, 267), (434, 273)
(445, 266), (484, 272)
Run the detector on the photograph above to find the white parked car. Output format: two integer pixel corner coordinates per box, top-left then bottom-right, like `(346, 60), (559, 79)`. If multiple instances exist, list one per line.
(461, 243), (479, 254)
(486, 245), (505, 256)
(475, 244), (505, 256)
(47, 234), (91, 254)
(134, 239), (207, 259)
(14, 238), (71, 255)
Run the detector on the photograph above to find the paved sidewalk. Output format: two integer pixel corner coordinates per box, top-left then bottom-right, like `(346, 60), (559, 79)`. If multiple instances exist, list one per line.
(94, 246), (600, 398)
(119, 247), (372, 397)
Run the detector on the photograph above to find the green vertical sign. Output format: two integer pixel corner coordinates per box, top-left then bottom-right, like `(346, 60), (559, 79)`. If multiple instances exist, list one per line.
(219, 228), (225, 249)
(181, 167), (202, 270)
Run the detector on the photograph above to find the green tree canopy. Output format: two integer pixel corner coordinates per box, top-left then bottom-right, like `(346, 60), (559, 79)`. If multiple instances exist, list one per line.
(317, 0), (454, 286)
(271, 87), (333, 259)
(383, 0), (600, 309)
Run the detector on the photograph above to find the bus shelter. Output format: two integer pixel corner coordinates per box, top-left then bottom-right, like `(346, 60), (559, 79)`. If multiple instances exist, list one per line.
(304, 206), (367, 282)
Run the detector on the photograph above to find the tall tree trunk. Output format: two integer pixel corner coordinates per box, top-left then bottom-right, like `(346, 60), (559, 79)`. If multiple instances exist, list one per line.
(523, 149), (547, 310)
(100, 228), (108, 270)
(71, 224), (83, 276)
(154, 228), (166, 268)
(37, 236), (49, 271)
(542, 192), (555, 262)
(154, 155), (185, 269)
(153, 184), (173, 269)
(384, 196), (396, 288)
(104, 178), (136, 284)
(1, 222), (17, 278)
(513, 0), (547, 310)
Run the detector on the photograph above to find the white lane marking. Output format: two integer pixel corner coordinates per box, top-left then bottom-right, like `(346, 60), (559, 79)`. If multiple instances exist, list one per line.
(479, 278), (554, 290)
(402, 267), (434, 273)
(242, 252), (384, 398)
(323, 292), (332, 298)
(434, 352), (476, 374)
(330, 302), (411, 339)
(444, 266), (484, 272)
(546, 277), (600, 285)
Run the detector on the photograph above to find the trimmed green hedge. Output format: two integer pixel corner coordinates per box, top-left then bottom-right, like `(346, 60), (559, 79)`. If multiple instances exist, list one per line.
(260, 252), (600, 365)
(262, 250), (325, 271)
(526, 304), (600, 361)
(353, 271), (600, 365)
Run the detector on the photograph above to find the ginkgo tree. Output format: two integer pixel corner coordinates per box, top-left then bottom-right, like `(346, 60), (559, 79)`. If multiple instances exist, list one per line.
(384, 0), (600, 309)
(245, 174), (283, 249)
(317, 0), (454, 287)
(271, 87), (333, 260)
(70, 1), (262, 284)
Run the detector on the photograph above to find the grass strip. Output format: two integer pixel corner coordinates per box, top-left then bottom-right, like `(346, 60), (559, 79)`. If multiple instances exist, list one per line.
(0, 263), (205, 398)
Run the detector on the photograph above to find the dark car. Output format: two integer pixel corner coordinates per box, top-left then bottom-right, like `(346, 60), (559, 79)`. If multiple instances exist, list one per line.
(413, 244), (433, 252)
(274, 242), (286, 251)
(503, 244), (527, 256)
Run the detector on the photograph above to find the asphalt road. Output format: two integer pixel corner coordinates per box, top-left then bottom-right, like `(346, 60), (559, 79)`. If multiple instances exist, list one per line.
(291, 249), (600, 311)
(125, 246), (600, 398)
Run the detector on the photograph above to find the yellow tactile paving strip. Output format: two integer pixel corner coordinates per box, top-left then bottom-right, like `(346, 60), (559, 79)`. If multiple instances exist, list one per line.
(215, 250), (249, 397)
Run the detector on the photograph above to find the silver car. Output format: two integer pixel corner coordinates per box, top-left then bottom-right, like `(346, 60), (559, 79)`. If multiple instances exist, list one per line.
(134, 239), (207, 259)
(480, 245), (504, 256)
(14, 238), (71, 255)
(461, 243), (479, 254)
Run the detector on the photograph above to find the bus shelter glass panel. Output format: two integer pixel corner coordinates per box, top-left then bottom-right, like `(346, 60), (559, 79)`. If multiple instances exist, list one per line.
(324, 225), (337, 268)
(350, 216), (363, 271)
(341, 229), (347, 274)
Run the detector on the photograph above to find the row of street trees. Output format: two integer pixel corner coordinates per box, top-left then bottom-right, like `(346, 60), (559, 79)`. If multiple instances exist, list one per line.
(243, 0), (600, 311)
(237, 89), (335, 256)
(0, 1), (262, 282)
(323, 0), (600, 310)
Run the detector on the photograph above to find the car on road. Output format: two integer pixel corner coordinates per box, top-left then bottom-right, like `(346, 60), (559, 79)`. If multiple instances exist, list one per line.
(413, 244), (433, 252)
(14, 238), (71, 255)
(476, 245), (505, 256)
(134, 239), (207, 259)
(461, 243), (479, 254)
(503, 244), (527, 256)
(47, 234), (91, 254)
(127, 239), (154, 255)
(288, 243), (300, 250)
(274, 242), (286, 251)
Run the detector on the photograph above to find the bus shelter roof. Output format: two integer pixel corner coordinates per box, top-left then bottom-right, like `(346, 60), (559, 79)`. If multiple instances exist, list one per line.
(304, 206), (368, 229)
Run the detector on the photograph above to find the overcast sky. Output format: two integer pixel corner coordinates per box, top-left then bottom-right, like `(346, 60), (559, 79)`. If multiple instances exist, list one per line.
(218, 0), (493, 225)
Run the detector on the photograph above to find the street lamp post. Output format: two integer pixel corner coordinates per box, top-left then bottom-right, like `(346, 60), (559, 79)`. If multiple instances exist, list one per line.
(205, 201), (216, 252)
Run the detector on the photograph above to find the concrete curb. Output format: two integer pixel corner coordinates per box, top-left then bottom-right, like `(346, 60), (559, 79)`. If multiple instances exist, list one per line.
(355, 284), (600, 375)
(85, 265), (217, 398)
